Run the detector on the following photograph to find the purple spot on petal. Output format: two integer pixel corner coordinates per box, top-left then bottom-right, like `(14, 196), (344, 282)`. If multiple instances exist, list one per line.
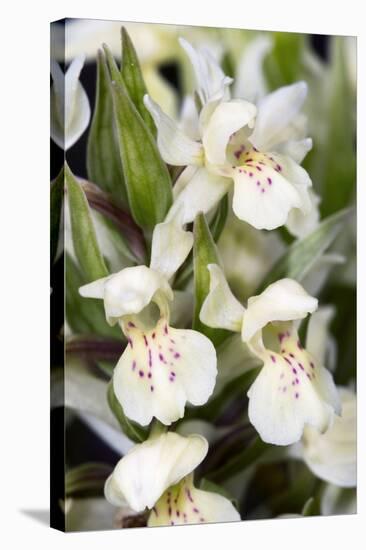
(139, 370), (144, 378)
(271, 355), (276, 363)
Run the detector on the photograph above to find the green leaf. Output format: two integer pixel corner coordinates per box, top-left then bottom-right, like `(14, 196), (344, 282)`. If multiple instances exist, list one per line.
(50, 166), (64, 265)
(66, 253), (120, 339)
(66, 463), (113, 497)
(210, 194), (229, 243)
(104, 46), (172, 230)
(193, 213), (229, 346)
(302, 496), (321, 517)
(121, 27), (156, 136)
(258, 207), (353, 292)
(264, 32), (305, 89)
(312, 37), (356, 217)
(207, 436), (270, 483)
(87, 50), (128, 204)
(65, 163), (109, 282)
(107, 381), (148, 443)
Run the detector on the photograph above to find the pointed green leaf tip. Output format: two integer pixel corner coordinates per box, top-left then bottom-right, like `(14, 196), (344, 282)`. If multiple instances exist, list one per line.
(107, 381), (149, 443)
(193, 212), (229, 346)
(103, 44), (172, 230)
(87, 50), (127, 204)
(121, 27), (156, 136)
(65, 163), (109, 282)
(50, 166), (64, 265)
(258, 207), (353, 292)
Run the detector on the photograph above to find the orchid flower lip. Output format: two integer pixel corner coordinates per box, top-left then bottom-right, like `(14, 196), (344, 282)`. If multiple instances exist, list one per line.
(148, 472), (241, 526)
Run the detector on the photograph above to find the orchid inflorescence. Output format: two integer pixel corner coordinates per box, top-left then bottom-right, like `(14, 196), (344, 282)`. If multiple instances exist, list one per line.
(52, 23), (356, 530)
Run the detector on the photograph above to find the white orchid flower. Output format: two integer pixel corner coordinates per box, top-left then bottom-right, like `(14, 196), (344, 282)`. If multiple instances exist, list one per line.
(50, 55), (91, 150)
(104, 431), (208, 511)
(144, 40), (315, 237)
(200, 265), (341, 446)
(295, 387), (356, 487)
(105, 431), (240, 525)
(79, 226), (217, 425)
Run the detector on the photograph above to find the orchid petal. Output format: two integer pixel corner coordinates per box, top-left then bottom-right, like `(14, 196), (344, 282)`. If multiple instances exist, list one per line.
(200, 264), (245, 332)
(301, 388), (356, 487)
(247, 331), (340, 445)
(166, 167), (231, 225)
(113, 318), (217, 425)
(241, 279), (318, 343)
(179, 38), (233, 105)
(179, 95), (200, 140)
(150, 210), (193, 280)
(306, 306), (336, 367)
(51, 55), (91, 150)
(231, 160), (303, 230)
(286, 188), (320, 239)
(276, 137), (313, 164)
(148, 475), (240, 526)
(249, 82), (308, 151)
(202, 100), (257, 166)
(105, 433), (208, 512)
(234, 35), (272, 102)
(79, 266), (173, 326)
(144, 95), (204, 166)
